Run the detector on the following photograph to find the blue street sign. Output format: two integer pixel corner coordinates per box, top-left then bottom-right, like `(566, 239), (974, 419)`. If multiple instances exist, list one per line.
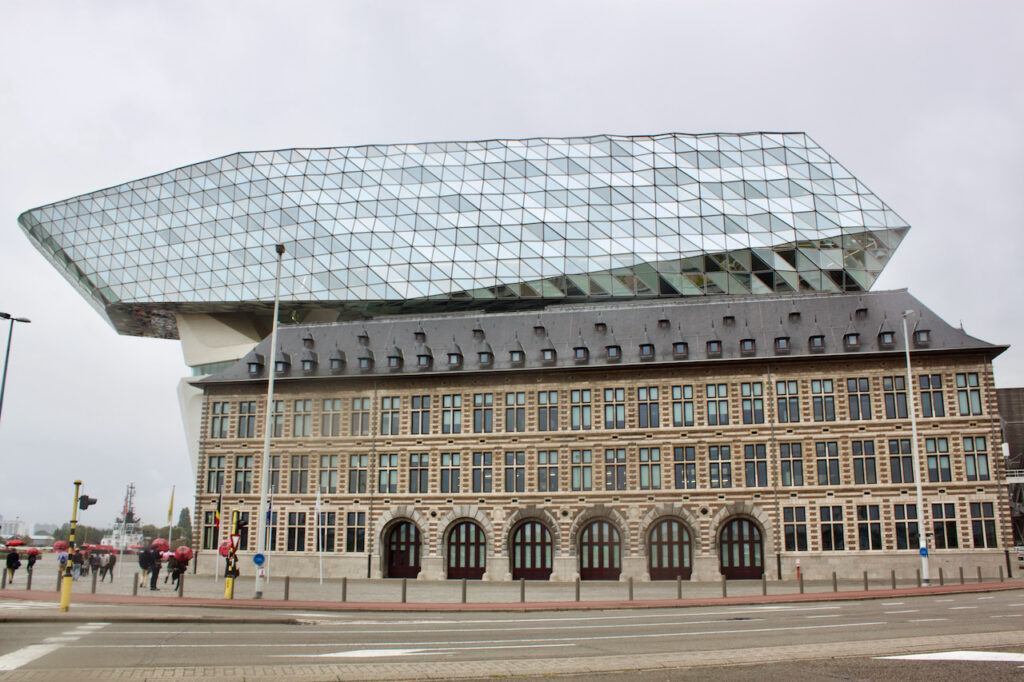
(919, 547), (929, 557)
(253, 553), (266, 566)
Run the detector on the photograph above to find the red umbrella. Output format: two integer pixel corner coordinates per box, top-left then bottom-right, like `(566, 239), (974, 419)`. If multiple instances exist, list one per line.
(53, 540), (69, 551)
(151, 538), (170, 551)
(5, 539), (25, 547)
(174, 546), (193, 562)
(26, 548), (40, 556)
(218, 540), (230, 557)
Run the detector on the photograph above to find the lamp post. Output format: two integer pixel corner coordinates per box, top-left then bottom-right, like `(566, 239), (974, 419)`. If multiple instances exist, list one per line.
(0, 312), (31, 429)
(902, 310), (930, 585)
(254, 244), (286, 599)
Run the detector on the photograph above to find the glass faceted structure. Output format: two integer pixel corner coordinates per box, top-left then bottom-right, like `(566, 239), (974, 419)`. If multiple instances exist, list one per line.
(18, 132), (908, 339)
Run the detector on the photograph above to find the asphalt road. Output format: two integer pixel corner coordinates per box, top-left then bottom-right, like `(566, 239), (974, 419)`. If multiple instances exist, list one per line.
(2, 590), (1023, 680)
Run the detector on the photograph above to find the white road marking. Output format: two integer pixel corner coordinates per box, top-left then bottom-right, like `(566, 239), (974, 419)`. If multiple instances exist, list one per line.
(884, 610), (919, 614)
(909, 618), (948, 622)
(287, 643), (578, 658)
(880, 651), (1024, 662)
(990, 614), (1022, 618)
(881, 601), (904, 605)
(42, 637), (80, 643)
(805, 615), (839, 619)
(934, 599), (954, 602)
(0, 645), (62, 672)
(949, 606), (978, 610)
(977, 596), (994, 600)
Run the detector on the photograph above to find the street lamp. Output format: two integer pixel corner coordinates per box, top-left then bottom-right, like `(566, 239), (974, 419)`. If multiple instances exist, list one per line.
(902, 309), (930, 585)
(0, 312), (31, 428)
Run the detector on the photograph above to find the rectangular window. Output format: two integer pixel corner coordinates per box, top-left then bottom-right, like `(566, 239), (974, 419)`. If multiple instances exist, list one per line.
(210, 401), (230, 438)
(286, 511), (306, 552)
(706, 384), (729, 425)
(289, 455), (309, 494)
(780, 443), (804, 486)
(237, 401), (257, 438)
(345, 511), (365, 552)
(604, 448), (626, 490)
(319, 454), (338, 494)
(639, 447), (661, 489)
(775, 380), (799, 423)
(673, 446), (696, 489)
(206, 455), (225, 493)
(709, 445), (732, 489)
(409, 453), (429, 493)
(894, 504), (919, 550)
(472, 452), (493, 493)
(347, 454), (367, 494)
(956, 372), (982, 415)
(270, 400), (284, 438)
(442, 394), (462, 434)
(504, 451), (525, 492)
(883, 376), (908, 419)
(811, 379), (836, 422)
(380, 396), (401, 435)
(604, 388), (626, 429)
(378, 453), (398, 493)
(857, 505), (882, 550)
(638, 387), (660, 428)
(473, 393), (494, 433)
(744, 444), (767, 487)
(964, 436), (990, 481)
(570, 389), (592, 430)
(888, 438), (914, 484)
(410, 395), (431, 435)
(537, 391), (558, 431)
(268, 455), (280, 494)
(571, 449), (592, 491)
(321, 398), (342, 437)
(233, 455), (252, 494)
(783, 507), (808, 551)
(236, 511), (250, 551)
(919, 374), (945, 418)
(932, 503), (958, 549)
(970, 502), (997, 548)
(846, 377), (872, 420)
(926, 437), (951, 482)
(852, 440), (877, 485)
(672, 385), (695, 427)
(815, 441), (840, 486)
(264, 510), (278, 552)
(820, 505), (845, 551)
(292, 399), (312, 437)
(440, 452), (461, 493)
(202, 511), (218, 550)
(537, 450), (559, 492)
(505, 392), (526, 432)
(316, 512), (336, 552)
(350, 397), (370, 436)
(741, 382), (764, 424)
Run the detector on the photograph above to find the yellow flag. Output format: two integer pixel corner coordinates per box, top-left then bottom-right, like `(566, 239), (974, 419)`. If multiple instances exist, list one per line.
(167, 485), (175, 524)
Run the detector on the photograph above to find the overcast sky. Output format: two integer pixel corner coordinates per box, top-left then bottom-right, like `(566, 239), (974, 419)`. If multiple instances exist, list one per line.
(1, 1), (1021, 531)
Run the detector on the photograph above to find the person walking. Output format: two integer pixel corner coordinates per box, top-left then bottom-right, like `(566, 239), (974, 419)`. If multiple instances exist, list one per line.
(164, 554), (178, 584)
(137, 548), (153, 587)
(26, 551), (38, 576)
(71, 550), (84, 580)
(148, 548), (162, 591)
(5, 549), (20, 584)
(106, 553), (117, 582)
(98, 552), (110, 581)
(89, 552), (100, 577)
(172, 556), (187, 589)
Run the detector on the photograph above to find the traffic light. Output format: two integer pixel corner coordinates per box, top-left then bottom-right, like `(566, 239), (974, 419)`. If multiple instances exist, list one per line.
(78, 495), (98, 510)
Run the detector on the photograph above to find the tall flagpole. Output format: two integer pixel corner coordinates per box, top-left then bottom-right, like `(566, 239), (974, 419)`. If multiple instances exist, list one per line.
(254, 244), (286, 598)
(166, 485), (175, 547)
(316, 486), (323, 585)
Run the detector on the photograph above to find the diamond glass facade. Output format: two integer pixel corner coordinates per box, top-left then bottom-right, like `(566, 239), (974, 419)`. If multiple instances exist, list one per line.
(18, 132), (908, 339)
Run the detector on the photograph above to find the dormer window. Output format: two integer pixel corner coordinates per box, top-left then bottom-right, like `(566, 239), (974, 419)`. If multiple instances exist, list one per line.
(478, 351), (493, 366)
(574, 346), (589, 361)
(789, 311), (801, 323)
(387, 355), (402, 369)
(707, 340), (722, 357)
(541, 348), (556, 364)
(533, 324), (546, 336)
(809, 335), (825, 352)
(774, 337), (791, 354)
(509, 350), (525, 365)
(329, 357), (344, 371)
(740, 339), (756, 356)
(658, 318), (670, 329)
(358, 356), (373, 371)
(639, 343), (655, 360)
(414, 330), (426, 343)
(301, 332), (314, 349)
(843, 333), (860, 350)
(672, 342), (688, 359)
(357, 332), (369, 346)
(914, 329), (931, 346)
(447, 352), (463, 368)
(594, 322), (607, 333)
(274, 353), (291, 374)
(417, 354), (432, 368)
(855, 307), (868, 320)
(606, 345), (621, 360)
(301, 359), (316, 372)
(878, 331), (895, 348)
(723, 315), (735, 327)
(247, 354), (265, 376)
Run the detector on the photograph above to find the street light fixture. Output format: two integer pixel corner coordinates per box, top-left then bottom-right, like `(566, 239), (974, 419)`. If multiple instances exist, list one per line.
(902, 309), (930, 585)
(0, 312), (31, 429)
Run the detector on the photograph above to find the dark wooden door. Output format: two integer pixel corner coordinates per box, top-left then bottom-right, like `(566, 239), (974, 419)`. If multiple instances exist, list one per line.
(511, 521), (553, 580)
(649, 519), (692, 580)
(579, 520), (621, 580)
(386, 521), (421, 578)
(447, 521), (486, 579)
(719, 518), (763, 579)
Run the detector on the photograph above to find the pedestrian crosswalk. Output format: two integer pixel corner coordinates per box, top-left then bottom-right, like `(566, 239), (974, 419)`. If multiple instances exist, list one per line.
(0, 600), (67, 611)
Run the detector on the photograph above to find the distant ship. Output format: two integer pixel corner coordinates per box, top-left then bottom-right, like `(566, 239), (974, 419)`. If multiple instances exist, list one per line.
(101, 483), (144, 553)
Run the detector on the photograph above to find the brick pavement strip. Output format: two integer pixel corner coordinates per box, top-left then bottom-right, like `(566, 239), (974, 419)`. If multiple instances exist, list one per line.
(0, 630), (1022, 681)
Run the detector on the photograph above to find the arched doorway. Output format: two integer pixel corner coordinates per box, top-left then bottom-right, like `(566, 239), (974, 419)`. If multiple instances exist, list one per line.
(648, 518), (692, 580)
(385, 521), (421, 578)
(447, 521), (486, 579)
(719, 517), (763, 579)
(579, 520), (621, 580)
(510, 520), (553, 580)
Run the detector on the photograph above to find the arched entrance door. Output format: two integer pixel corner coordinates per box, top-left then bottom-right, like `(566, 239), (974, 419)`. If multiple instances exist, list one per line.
(385, 521), (421, 578)
(719, 517), (763, 579)
(447, 521), (486, 579)
(511, 521), (553, 580)
(648, 519), (692, 580)
(579, 520), (621, 580)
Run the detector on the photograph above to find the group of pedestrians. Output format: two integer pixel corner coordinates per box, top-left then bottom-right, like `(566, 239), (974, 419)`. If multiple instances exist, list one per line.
(137, 546), (188, 591)
(4, 549), (37, 584)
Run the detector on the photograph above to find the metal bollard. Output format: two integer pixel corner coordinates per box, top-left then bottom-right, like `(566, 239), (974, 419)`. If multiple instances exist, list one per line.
(628, 576), (633, 601)
(520, 578), (525, 603)
(863, 571), (868, 591)
(799, 573), (804, 594)
(721, 575), (727, 598)
(341, 576), (347, 602)
(26, 568), (33, 591)
(91, 570), (98, 594)
(916, 568), (921, 588)
(959, 567), (965, 585)
(461, 578), (467, 604)
(832, 571), (838, 592)
(177, 573), (184, 598)
(284, 576), (291, 601)
(133, 573), (139, 596)
(891, 569), (896, 590)
(939, 567), (944, 586)
(57, 570), (63, 592)
(762, 574), (767, 596)
(1, 569), (6, 589)
(575, 577), (580, 602)
(1000, 566), (1005, 582)
(676, 575), (682, 600)
(977, 566), (983, 583)
(401, 578), (407, 603)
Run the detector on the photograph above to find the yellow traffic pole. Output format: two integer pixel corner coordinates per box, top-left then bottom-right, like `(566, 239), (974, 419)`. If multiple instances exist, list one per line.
(224, 510), (239, 599)
(59, 480), (81, 613)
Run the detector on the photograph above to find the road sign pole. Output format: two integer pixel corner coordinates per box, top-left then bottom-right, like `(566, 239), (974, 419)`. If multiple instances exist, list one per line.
(224, 511), (239, 599)
(59, 480), (81, 613)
